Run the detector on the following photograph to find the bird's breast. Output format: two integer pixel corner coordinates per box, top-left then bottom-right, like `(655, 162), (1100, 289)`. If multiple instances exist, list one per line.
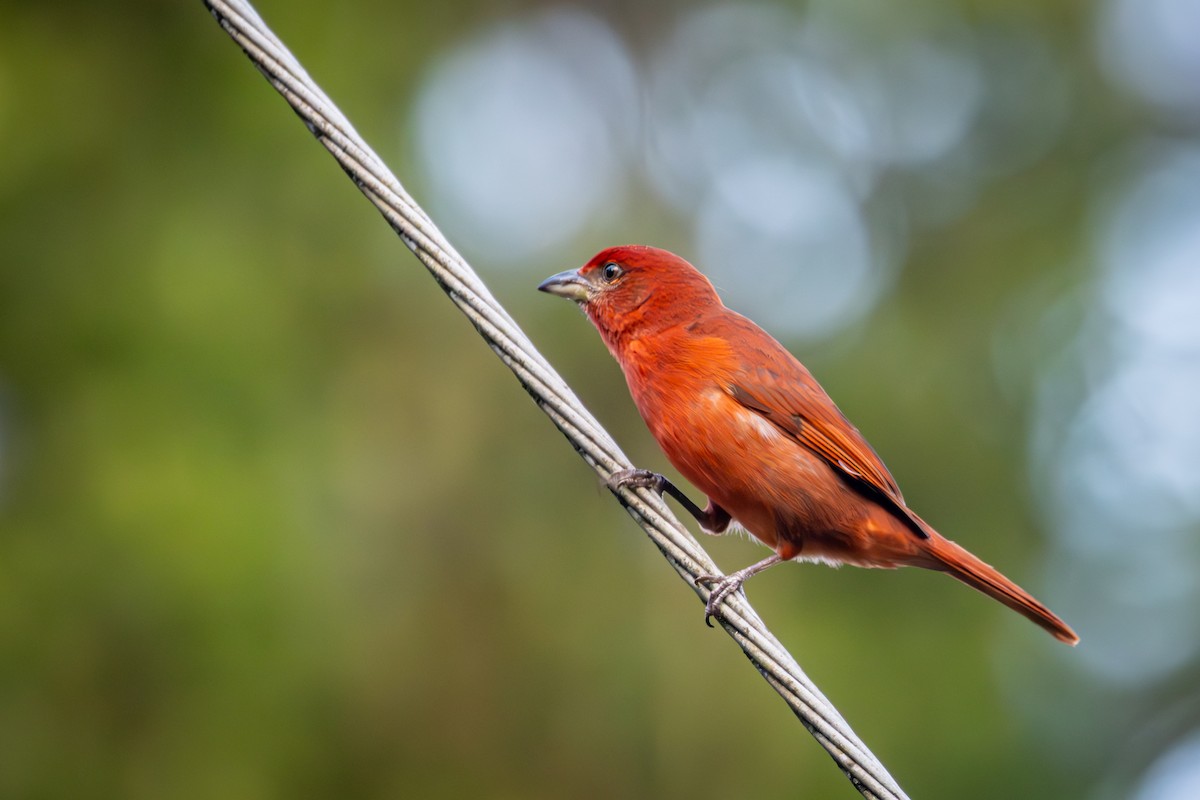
(625, 360), (879, 553)
(635, 381), (813, 525)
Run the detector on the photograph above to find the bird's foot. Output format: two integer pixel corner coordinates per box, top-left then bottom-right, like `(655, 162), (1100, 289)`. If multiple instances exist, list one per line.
(692, 554), (783, 627)
(607, 468), (719, 530)
(693, 572), (746, 628)
(606, 468), (666, 494)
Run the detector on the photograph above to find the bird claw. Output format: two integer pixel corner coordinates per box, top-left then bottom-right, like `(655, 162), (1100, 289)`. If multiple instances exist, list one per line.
(694, 572), (743, 627)
(606, 468), (664, 494)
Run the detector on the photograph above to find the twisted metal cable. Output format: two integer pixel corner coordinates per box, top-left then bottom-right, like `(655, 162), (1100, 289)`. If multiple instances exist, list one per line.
(202, 2), (910, 797)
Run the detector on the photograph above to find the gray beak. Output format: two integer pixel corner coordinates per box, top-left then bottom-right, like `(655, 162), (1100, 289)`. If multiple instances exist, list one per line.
(537, 269), (592, 302)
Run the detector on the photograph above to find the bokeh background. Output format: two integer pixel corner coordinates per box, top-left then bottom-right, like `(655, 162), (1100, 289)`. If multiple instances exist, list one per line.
(2, 0), (1199, 797)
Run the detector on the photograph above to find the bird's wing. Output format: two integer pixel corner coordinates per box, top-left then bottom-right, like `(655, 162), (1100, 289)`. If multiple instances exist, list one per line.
(719, 316), (929, 539)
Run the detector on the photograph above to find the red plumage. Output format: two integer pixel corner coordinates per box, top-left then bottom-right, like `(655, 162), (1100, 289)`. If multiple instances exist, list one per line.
(539, 245), (1078, 645)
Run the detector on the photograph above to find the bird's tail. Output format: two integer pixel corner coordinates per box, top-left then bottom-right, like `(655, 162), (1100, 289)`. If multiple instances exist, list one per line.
(924, 533), (1079, 645)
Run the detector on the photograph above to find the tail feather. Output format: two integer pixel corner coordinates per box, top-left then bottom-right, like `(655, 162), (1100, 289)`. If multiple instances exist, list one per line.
(925, 534), (1079, 646)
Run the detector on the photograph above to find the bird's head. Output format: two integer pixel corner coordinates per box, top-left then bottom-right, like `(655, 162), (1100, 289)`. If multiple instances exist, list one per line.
(538, 245), (721, 352)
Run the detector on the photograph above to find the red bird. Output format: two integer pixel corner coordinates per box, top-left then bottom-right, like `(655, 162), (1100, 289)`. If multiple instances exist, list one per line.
(539, 245), (1078, 645)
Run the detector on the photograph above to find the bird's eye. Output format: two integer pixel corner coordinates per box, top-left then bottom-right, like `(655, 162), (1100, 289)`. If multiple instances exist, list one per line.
(601, 262), (623, 283)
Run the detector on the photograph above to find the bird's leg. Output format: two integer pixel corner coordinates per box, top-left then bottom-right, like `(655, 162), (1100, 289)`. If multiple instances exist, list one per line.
(607, 468), (731, 533)
(694, 554), (783, 627)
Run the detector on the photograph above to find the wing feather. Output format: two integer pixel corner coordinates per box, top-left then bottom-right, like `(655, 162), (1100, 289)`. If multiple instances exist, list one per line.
(712, 314), (929, 539)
